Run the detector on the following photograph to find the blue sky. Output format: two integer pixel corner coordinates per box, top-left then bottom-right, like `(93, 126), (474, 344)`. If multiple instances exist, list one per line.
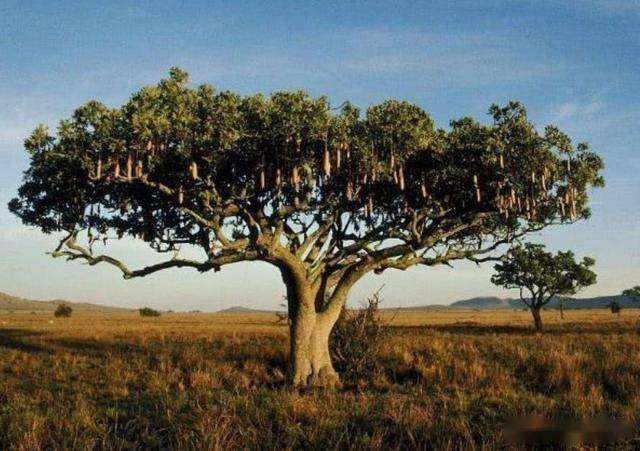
(0, 0), (638, 310)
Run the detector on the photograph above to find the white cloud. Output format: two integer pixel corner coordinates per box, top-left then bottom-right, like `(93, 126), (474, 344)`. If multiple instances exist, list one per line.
(0, 91), (61, 151)
(551, 98), (606, 122)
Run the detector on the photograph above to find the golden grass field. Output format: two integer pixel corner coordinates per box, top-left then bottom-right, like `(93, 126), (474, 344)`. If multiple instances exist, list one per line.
(1, 308), (639, 449)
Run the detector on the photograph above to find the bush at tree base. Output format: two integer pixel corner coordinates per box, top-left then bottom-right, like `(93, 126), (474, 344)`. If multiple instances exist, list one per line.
(330, 292), (390, 386)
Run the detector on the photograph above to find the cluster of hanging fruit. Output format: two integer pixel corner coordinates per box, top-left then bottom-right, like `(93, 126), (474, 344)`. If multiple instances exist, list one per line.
(490, 153), (579, 222)
(88, 135), (580, 223)
(89, 138), (202, 207)
(558, 158), (579, 220)
(255, 133), (417, 218)
(91, 140), (158, 182)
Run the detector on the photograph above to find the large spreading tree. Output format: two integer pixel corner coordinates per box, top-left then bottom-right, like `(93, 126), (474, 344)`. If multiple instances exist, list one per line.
(10, 68), (603, 386)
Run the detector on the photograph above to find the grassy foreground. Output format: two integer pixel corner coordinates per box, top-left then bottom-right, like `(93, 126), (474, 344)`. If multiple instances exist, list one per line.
(1, 309), (639, 449)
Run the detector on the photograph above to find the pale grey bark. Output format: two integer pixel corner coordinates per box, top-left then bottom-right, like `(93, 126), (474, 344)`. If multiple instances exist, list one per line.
(286, 282), (341, 387)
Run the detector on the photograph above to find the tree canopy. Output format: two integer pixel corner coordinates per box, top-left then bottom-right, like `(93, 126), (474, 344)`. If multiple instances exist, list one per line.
(10, 68), (604, 287)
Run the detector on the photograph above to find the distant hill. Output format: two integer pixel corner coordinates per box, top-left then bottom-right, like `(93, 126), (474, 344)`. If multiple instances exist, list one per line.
(447, 295), (638, 310)
(217, 306), (282, 314)
(3, 290), (635, 314)
(449, 297), (518, 309)
(0, 291), (132, 313)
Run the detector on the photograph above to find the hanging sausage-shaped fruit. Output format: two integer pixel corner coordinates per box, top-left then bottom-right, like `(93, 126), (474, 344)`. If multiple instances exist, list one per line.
(190, 161), (198, 180)
(96, 155), (102, 179)
(276, 168), (282, 187)
(323, 134), (331, 176)
(136, 159), (143, 178)
(370, 141), (377, 182)
(336, 143), (341, 169)
(420, 177), (428, 199)
(127, 151), (133, 180)
(499, 153), (505, 169)
(259, 167), (266, 189)
(178, 186), (184, 205)
(399, 165), (405, 191)
(473, 174), (481, 202)
(292, 166), (300, 187)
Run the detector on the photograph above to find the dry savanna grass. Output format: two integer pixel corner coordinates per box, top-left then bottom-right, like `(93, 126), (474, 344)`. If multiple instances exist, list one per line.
(1, 308), (639, 449)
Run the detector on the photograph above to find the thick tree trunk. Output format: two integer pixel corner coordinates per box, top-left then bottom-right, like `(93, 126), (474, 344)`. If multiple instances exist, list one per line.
(289, 308), (340, 388)
(283, 270), (342, 388)
(531, 307), (543, 332)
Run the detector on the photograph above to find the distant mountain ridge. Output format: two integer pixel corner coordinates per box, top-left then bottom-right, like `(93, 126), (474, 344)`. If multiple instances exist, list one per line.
(383, 295), (637, 311)
(450, 296), (516, 309)
(2, 290), (635, 314)
(446, 295), (637, 310)
(0, 291), (132, 312)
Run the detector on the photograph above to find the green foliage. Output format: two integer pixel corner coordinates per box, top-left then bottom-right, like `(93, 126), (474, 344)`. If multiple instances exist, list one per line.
(53, 303), (72, 318)
(330, 292), (389, 386)
(139, 307), (161, 317)
(492, 243), (597, 309)
(9, 68), (604, 264)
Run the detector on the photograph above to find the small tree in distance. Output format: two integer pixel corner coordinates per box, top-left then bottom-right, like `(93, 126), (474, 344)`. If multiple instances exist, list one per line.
(54, 303), (73, 318)
(139, 307), (161, 317)
(622, 286), (640, 302)
(491, 243), (597, 331)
